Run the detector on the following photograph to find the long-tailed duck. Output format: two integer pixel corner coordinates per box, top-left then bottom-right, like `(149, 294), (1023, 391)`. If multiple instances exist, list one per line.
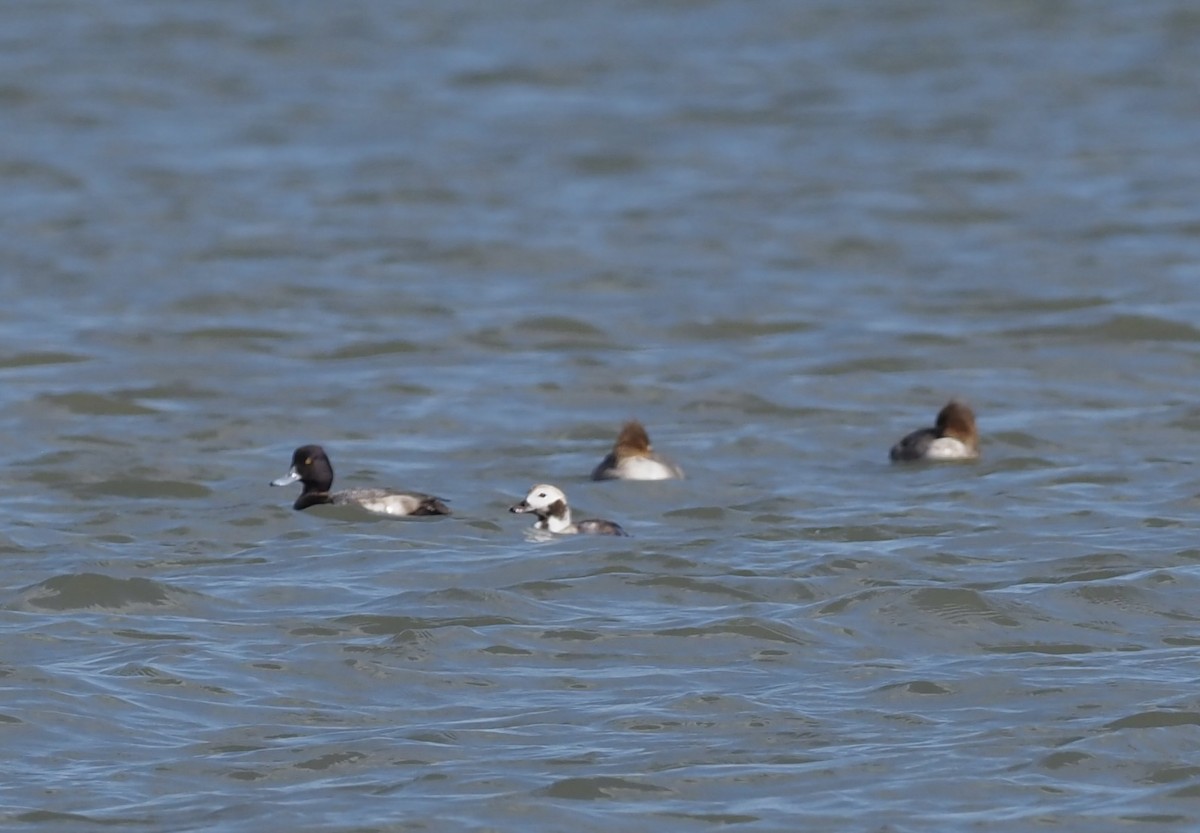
(510, 484), (627, 536)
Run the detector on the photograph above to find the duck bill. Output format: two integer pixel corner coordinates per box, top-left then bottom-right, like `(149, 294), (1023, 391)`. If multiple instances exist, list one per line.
(271, 468), (301, 487)
(510, 501), (531, 514)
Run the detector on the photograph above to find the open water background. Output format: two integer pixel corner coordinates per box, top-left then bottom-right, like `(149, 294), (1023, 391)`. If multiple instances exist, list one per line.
(4, 1), (1200, 830)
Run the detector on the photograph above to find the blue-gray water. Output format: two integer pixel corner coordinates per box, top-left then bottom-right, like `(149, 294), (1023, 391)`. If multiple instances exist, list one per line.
(4, 2), (1200, 831)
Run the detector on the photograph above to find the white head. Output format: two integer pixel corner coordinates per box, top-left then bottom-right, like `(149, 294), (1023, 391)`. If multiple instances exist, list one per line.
(510, 484), (573, 533)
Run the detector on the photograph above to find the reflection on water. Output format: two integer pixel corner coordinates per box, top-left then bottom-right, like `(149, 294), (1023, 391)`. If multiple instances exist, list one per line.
(4, 1), (1200, 830)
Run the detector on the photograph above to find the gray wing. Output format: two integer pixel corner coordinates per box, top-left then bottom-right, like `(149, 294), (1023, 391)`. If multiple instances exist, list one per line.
(333, 489), (451, 516)
(590, 452), (620, 481)
(576, 518), (628, 536)
(889, 427), (938, 462)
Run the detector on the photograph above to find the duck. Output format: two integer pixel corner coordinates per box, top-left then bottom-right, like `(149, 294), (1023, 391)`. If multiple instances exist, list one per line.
(271, 445), (451, 515)
(889, 400), (980, 462)
(510, 484), (627, 536)
(590, 420), (683, 481)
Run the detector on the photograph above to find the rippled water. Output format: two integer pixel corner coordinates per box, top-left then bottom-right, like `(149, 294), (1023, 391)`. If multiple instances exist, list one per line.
(5, 1), (1200, 830)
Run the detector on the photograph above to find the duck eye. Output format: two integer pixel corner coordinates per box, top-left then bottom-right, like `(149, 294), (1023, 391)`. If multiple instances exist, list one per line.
(304, 458), (312, 465)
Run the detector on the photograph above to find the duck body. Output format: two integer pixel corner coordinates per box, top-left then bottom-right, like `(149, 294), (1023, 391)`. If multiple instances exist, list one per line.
(889, 401), (980, 463)
(271, 445), (451, 516)
(510, 484), (627, 536)
(590, 421), (683, 481)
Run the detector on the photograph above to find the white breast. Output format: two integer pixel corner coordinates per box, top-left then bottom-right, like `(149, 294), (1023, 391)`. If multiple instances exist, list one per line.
(922, 437), (977, 460)
(541, 514), (577, 534)
(617, 456), (681, 480)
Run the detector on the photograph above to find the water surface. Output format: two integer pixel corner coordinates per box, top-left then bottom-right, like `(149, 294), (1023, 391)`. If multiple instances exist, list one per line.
(4, 2), (1200, 831)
